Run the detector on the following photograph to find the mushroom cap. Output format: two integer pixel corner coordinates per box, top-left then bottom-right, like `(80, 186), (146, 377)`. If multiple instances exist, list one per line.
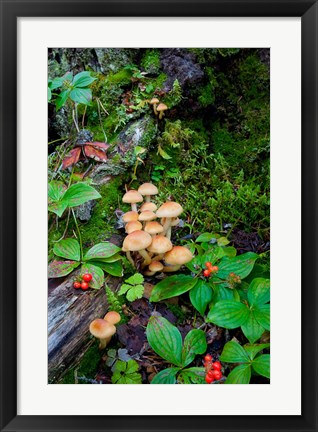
(164, 246), (193, 265)
(171, 217), (180, 227)
(144, 221), (164, 235)
(157, 103), (168, 112)
(138, 183), (158, 197)
(150, 97), (160, 105)
(89, 319), (116, 339)
(125, 220), (143, 234)
(140, 202), (157, 212)
(147, 235), (173, 254)
(156, 202), (183, 218)
(104, 311), (121, 325)
(138, 210), (157, 222)
(122, 190), (143, 204)
(149, 261), (164, 272)
(123, 230), (152, 251)
(122, 211), (139, 223)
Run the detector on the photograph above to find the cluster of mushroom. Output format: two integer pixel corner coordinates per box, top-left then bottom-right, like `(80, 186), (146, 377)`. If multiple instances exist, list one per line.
(149, 98), (168, 120)
(89, 311), (121, 350)
(122, 183), (193, 276)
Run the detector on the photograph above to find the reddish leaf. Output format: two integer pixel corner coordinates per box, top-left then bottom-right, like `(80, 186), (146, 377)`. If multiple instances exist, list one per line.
(84, 145), (107, 162)
(86, 141), (110, 150)
(62, 147), (81, 169)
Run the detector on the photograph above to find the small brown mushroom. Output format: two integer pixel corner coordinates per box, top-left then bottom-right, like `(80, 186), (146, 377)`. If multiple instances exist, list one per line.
(147, 234), (173, 262)
(125, 220), (143, 234)
(156, 103), (168, 120)
(156, 201), (183, 239)
(89, 319), (116, 350)
(162, 246), (193, 272)
(140, 202), (158, 212)
(138, 183), (158, 203)
(104, 311), (121, 325)
(150, 97), (160, 115)
(122, 211), (139, 224)
(123, 230), (153, 266)
(144, 261), (164, 276)
(144, 221), (164, 237)
(122, 190), (143, 212)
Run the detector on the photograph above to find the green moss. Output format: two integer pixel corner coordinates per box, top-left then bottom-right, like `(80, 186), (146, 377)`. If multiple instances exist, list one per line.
(60, 343), (101, 384)
(106, 69), (132, 85)
(141, 49), (161, 74)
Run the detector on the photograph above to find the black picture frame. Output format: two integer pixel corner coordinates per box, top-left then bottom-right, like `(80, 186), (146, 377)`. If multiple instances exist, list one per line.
(0, 0), (317, 431)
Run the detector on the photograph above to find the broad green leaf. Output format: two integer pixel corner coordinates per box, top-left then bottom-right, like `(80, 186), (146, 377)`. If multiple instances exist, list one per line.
(89, 260), (123, 277)
(72, 71), (96, 88)
(207, 301), (250, 329)
(182, 329), (207, 367)
(217, 252), (258, 280)
(81, 263), (104, 289)
(53, 238), (80, 261)
(217, 237), (230, 246)
(212, 284), (238, 302)
(56, 89), (70, 110)
(146, 316), (183, 367)
(189, 279), (213, 315)
(222, 246), (237, 258)
(254, 304), (270, 330)
(111, 360), (142, 384)
(186, 248), (225, 272)
(48, 200), (68, 217)
(48, 260), (80, 278)
(125, 273), (144, 285)
(48, 181), (66, 202)
(244, 344), (270, 360)
(247, 278), (270, 306)
(126, 284), (144, 302)
(151, 367), (179, 384)
(134, 146), (146, 156)
(241, 310), (265, 344)
(125, 359), (139, 374)
(150, 275), (198, 302)
(48, 86), (52, 101)
(50, 77), (64, 90)
(244, 263), (270, 283)
(158, 145), (172, 159)
(178, 367), (206, 384)
(220, 340), (250, 363)
(61, 71), (73, 83)
(93, 253), (121, 263)
(196, 232), (219, 242)
(70, 87), (92, 105)
(252, 354), (270, 378)
(84, 242), (121, 260)
(225, 364), (251, 384)
(62, 182), (101, 208)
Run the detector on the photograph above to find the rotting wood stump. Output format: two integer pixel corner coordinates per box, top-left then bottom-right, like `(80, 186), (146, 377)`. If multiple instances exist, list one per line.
(48, 273), (120, 383)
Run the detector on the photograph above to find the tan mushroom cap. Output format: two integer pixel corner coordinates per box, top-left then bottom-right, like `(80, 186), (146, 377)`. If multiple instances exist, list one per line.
(156, 103), (168, 112)
(171, 217), (180, 227)
(150, 97), (159, 105)
(122, 190), (143, 204)
(144, 221), (164, 235)
(122, 211), (139, 223)
(89, 319), (116, 339)
(149, 261), (164, 272)
(125, 220), (142, 234)
(164, 246), (193, 265)
(123, 230), (152, 251)
(156, 201), (183, 218)
(140, 202), (157, 212)
(138, 210), (157, 222)
(147, 235), (173, 254)
(138, 183), (158, 197)
(104, 311), (121, 325)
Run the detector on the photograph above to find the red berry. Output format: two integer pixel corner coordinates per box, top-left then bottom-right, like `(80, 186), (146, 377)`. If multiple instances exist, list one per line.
(203, 269), (211, 277)
(205, 261), (213, 269)
(212, 361), (222, 371)
(212, 370), (222, 380)
(205, 374), (214, 384)
(207, 370), (214, 378)
(82, 273), (92, 282)
(73, 281), (81, 289)
(81, 282), (89, 290)
(204, 354), (212, 363)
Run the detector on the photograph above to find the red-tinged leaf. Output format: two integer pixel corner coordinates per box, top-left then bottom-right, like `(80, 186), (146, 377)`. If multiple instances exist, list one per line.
(85, 141), (110, 150)
(62, 147), (81, 169)
(48, 260), (80, 278)
(84, 145), (107, 162)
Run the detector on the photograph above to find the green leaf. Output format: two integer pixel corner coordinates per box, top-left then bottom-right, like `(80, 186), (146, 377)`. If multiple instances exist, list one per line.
(244, 344), (270, 360)
(158, 145), (172, 159)
(196, 232), (219, 242)
(151, 367), (179, 384)
(189, 279), (213, 315)
(118, 284), (131, 295)
(61, 71), (73, 83)
(178, 367), (206, 384)
(225, 364), (251, 384)
(207, 301), (250, 329)
(182, 329), (207, 367)
(91, 260), (123, 277)
(53, 238), (80, 261)
(93, 253), (121, 263)
(72, 71), (96, 88)
(219, 340), (250, 363)
(48, 86), (52, 101)
(241, 310), (265, 344)
(126, 284), (144, 302)
(56, 89), (70, 110)
(50, 77), (64, 90)
(252, 354), (270, 378)
(222, 247), (237, 258)
(254, 304), (270, 330)
(70, 87), (92, 105)
(48, 181), (66, 202)
(62, 182), (101, 208)
(48, 200), (68, 217)
(217, 236), (230, 246)
(111, 360), (142, 384)
(48, 260), (80, 278)
(125, 359), (139, 374)
(150, 275), (198, 302)
(146, 316), (183, 367)
(213, 284), (238, 302)
(247, 278), (270, 306)
(217, 252), (258, 280)
(125, 273), (144, 285)
(84, 242), (121, 260)
(81, 263), (104, 289)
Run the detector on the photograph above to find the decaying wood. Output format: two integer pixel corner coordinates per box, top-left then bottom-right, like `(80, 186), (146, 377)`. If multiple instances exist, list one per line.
(48, 273), (120, 383)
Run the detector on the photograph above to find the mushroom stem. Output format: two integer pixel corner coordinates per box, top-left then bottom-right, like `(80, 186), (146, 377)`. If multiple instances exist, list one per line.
(144, 270), (156, 276)
(162, 265), (181, 272)
(99, 338), (108, 350)
(153, 105), (158, 116)
(138, 249), (152, 266)
(162, 217), (172, 236)
(131, 203), (137, 212)
(159, 111), (165, 120)
(145, 195), (151, 202)
(165, 226), (172, 240)
(126, 251), (135, 267)
(151, 253), (164, 262)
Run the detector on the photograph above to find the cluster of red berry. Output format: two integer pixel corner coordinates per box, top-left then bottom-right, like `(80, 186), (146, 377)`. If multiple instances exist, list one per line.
(73, 273), (93, 291)
(203, 354), (223, 384)
(203, 262), (219, 278)
(227, 272), (241, 288)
